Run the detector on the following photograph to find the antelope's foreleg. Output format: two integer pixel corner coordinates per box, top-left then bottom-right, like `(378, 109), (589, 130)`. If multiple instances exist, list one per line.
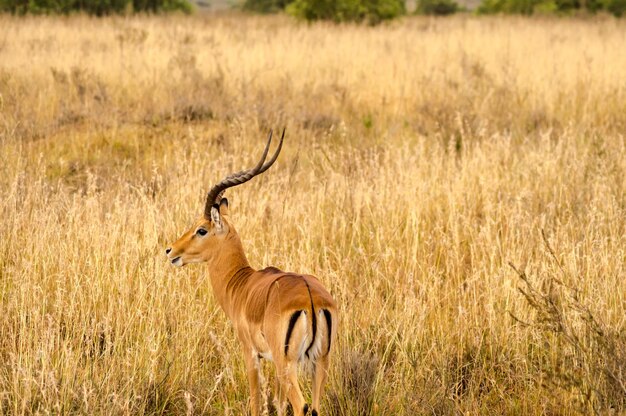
(273, 370), (287, 416)
(243, 348), (262, 416)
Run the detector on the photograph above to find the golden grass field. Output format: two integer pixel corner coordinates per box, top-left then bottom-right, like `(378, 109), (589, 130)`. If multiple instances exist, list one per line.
(1, 13), (625, 415)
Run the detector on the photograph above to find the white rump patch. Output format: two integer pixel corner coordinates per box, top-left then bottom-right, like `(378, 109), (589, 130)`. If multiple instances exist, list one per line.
(296, 312), (309, 361)
(306, 309), (327, 362)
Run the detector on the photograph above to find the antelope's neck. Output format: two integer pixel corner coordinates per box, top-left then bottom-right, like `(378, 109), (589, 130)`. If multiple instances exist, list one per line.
(206, 231), (254, 318)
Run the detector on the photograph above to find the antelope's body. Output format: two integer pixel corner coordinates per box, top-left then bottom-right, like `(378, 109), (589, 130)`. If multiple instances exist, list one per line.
(166, 130), (337, 416)
(225, 265), (336, 364)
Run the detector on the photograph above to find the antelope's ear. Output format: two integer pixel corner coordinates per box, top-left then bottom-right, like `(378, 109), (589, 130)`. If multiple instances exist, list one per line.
(210, 204), (223, 233)
(219, 198), (229, 216)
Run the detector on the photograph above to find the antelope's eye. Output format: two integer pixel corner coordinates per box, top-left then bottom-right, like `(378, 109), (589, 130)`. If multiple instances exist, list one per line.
(196, 228), (208, 236)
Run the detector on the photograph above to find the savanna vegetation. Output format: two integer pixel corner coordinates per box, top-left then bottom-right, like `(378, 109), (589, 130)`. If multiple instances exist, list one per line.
(0, 14), (625, 415)
(242, 0), (626, 18)
(0, 0), (191, 15)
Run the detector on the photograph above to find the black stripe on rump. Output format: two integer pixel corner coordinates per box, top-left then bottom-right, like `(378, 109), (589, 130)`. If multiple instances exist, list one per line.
(303, 279), (317, 358)
(323, 309), (332, 355)
(284, 310), (303, 355)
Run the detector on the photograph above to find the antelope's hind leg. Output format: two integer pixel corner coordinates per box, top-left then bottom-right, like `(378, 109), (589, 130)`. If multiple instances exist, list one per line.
(275, 359), (307, 416)
(310, 355), (330, 415)
(311, 308), (333, 415)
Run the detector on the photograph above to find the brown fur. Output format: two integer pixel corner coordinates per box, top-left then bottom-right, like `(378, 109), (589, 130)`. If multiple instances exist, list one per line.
(167, 205), (337, 416)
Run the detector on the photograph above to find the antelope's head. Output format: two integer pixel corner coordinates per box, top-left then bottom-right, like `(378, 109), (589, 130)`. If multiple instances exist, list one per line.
(165, 130), (284, 267)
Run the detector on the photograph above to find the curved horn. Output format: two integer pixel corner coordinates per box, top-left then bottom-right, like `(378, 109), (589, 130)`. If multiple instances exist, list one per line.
(258, 128), (285, 174)
(204, 129), (285, 219)
(214, 128), (285, 202)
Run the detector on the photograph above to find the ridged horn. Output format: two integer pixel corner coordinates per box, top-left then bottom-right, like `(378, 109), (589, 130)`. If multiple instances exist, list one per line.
(204, 129), (285, 219)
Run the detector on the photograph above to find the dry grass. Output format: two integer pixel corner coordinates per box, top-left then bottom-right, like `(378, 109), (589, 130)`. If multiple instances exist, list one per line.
(1, 13), (625, 415)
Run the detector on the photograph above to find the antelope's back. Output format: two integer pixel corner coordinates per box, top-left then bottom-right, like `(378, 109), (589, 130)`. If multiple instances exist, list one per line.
(244, 267), (337, 324)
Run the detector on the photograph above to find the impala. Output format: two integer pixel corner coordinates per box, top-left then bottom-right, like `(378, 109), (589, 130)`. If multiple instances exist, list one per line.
(166, 130), (337, 416)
